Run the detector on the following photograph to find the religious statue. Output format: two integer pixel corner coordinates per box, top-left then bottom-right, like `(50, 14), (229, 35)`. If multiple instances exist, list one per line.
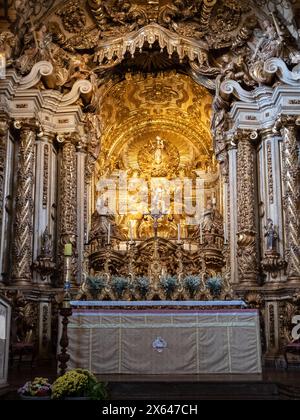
(250, 20), (283, 62)
(264, 218), (278, 251)
(138, 214), (153, 240)
(248, 19), (284, 84)
(40, 226), (53, 258)
(0, 31), (17, 67)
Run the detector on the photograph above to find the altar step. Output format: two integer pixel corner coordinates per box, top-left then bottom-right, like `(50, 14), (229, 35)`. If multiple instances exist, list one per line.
(107, 378), (281, 400)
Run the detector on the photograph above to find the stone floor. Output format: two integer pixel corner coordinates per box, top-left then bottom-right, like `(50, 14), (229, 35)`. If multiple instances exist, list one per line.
(2, 362), (300, 400)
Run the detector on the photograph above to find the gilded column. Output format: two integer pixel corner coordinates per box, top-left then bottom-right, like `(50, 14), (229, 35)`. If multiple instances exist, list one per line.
(58, 134), (78, 285)
(228, 144), (238, 284)
(0, 118), (9, 281)
(260, 128), (286, 280)
(0, 118), (8, 235)
(281, 117), (300, 283)
(32, 132), (56, 286)
(76, 140), (87, 284)
(12, 120), (37, 285)
(236, 130), (259, 285)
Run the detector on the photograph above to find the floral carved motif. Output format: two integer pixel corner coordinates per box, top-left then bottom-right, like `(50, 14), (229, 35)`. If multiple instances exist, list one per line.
(56, 1), (87, 33)
(267, 142), (274, 204)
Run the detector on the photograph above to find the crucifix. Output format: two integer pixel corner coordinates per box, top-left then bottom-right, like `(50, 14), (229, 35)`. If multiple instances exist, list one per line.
(145, 209), (167, 239)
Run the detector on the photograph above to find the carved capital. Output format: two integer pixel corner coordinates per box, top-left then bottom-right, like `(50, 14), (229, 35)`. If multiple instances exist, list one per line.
(14, 118), (39, 133)
(57, 132), (80, 147)
(233, 129), (259, 145)
(0, 118), (9, 137)
(277, 115), (300, 130)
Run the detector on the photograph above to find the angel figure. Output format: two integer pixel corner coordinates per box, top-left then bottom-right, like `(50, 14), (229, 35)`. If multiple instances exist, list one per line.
(0, 31), (17, 67)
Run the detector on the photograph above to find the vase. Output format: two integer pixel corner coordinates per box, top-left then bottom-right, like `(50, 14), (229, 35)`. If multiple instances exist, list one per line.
(20, 395), (51, 400)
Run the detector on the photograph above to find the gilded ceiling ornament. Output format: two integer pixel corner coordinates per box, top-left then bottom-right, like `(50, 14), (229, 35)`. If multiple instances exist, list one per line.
(56, 1), (86, 33)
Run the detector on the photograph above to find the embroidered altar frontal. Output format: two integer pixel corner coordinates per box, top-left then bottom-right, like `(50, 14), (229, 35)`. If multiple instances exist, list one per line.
(67, 308), (262, 374)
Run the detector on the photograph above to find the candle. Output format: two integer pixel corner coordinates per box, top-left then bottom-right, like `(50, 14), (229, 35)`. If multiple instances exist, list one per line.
(130, 221), (133, 243)
(224, 222), (227, 243)
(64, 243), (72, 256)
(177, 223), (181, 242)
(108, 223), (111, 244)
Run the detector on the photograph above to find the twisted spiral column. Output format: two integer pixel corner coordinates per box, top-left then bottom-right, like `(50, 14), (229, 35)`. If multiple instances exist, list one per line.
(12, 121), (37, 285)
(281, 117), (300, 282)
(236, 130), (259, 285)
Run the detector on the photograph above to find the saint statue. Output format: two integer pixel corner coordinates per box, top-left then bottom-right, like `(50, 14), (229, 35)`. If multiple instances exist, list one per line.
(40, 226), (53, 258)
(264, 218), (278, 251)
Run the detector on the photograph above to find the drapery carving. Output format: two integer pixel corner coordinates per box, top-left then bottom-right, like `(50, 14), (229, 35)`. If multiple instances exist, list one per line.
(12, 121), (37, 284)
(281, 117), (300, 282)
(58, 134), (78, 284)
(236, 130), (259, 284)
(0, 118), (9, 232)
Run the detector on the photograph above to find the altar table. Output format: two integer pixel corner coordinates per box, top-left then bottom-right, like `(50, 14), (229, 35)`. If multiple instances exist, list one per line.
(66, 301), (262, 375)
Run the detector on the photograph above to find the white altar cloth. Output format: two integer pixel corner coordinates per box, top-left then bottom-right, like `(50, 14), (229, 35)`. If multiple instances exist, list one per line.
(67, 305), (262, 375)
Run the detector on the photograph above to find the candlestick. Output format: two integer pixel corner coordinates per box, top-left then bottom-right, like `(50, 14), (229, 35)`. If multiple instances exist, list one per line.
(64, 243), (72, 256)
(108, 223), (111, 244)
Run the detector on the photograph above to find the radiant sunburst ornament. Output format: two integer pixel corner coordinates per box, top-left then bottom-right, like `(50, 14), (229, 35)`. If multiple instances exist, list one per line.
(137, 136), (180, 177)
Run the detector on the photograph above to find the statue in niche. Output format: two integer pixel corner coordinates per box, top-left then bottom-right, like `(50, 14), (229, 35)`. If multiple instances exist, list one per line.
(264, 218), (278, 251)
(40, 227), (53, 258)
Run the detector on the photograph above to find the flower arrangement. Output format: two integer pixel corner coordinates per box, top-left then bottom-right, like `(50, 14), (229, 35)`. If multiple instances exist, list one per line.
(18, 377), (52, 399)
(135, 276), (150, 297)
(86, 275), (106, 298)
(160, 276), (177, 298)
(111, 276), (129, 298)
(51, 369), (107, 400)
(206, 276), (223, 298)
(184, 275), (201, 296)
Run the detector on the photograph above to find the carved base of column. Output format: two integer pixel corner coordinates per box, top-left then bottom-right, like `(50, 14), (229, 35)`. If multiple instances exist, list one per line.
(239, 275), (258, 287)
(287, 276), (300, 285)
(261, 251), (287, 279)
(10, 278), (32, 287)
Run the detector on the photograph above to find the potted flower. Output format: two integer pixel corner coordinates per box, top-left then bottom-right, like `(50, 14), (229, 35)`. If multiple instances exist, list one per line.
(18, 377), (52, 400)
(51, 369), (107, 400)
(206, 276), (223, 299)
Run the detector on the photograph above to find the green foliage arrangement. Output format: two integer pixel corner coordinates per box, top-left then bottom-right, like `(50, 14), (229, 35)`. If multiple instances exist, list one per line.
(206, 276), (223, 297)
(51, 369), (107, 400)
(160, 276), (177, 297)
(135, 276), (150, 297)
(111, 276), (129, 298)
(184, 275), (201, 296)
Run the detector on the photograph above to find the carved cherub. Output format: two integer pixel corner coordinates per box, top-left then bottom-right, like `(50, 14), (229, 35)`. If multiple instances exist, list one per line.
(0, 31), (17, 66)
